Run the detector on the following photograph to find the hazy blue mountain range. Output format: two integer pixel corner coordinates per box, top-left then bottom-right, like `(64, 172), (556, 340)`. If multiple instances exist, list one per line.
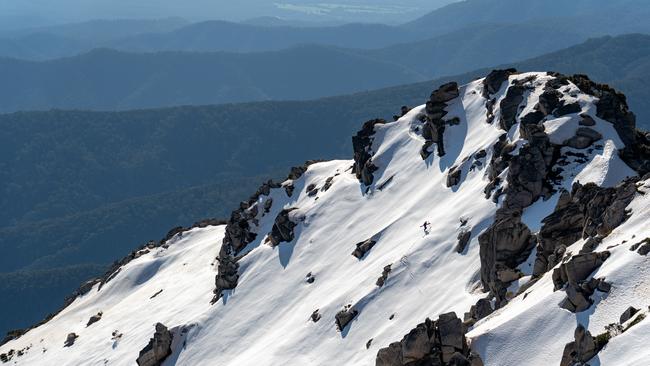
(2, 0), (650, 60)
(0, 0), (457, 28)
(1, 24), (646, 113)
(1, 34), (649, 336)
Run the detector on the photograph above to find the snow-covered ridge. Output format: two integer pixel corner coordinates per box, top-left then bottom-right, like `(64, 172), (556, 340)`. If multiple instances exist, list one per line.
(2, 70), (649, 366)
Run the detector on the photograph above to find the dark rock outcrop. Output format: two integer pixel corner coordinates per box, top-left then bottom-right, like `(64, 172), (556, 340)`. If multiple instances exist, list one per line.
(620, 306), (640, 324)
(422, 82), (460, 159)
(564, 127), (603, 149)
(447, 166), (462, 188)
(335, 305), (358, 332)
(376, 313), (482, 366)
(86, 312), (103, 327)
(63, 333), (78, 347)
(483, 68), (517, 97)
(554, 102), (582, 117)
(534, 179), (638, 277)
(353, 119), (386, 186)
(376, 264), (392, 287)
(352, 238), (377, 259)
(464, 298), (493, 326)
(311, 310), (321, 323)
(481, 76), (572, 305)
(479, 213), (534, 303)
(136, 323), (173, 366)
(552, 251), (611, 312)
(499, 82), (527, 132)
(268, 209), (298, 246)
(630, 238), (650, 256)
(456, 230), (471, 254)
(560, 325), (599, 366)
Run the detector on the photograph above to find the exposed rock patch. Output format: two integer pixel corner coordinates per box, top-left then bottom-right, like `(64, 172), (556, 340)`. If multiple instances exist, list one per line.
(447, 166), (462, 188)
(421, 82), (460, 159)
(136, 323), (172, 366)
(560, 325), (600, 366)
(375, 313), (482, 366)
(63, 333), (78, 347)
(86, 312), (103, 327)
(534, 179), (638, 276)
(268, 209), (298, 246)
(456, 230), (471, 254)
(464, 298), (493, 326)
(376, 264), (392, 287)
(311, 310), (321, 323)
(552, 251), (611, 312)
(630, 237), (650, 256)
(352, 237), (378, 259)
(353, 119), (387, 186)
(620, 306), (639, 324)
(483, 68), (517, 98)
(335, 305), (358, 332)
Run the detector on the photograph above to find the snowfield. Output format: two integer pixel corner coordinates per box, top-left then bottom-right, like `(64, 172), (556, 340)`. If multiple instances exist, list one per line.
(1, 72), (648, 366)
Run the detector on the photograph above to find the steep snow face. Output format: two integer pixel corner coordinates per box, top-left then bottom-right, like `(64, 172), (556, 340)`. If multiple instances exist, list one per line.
(1, 72), (647, 366)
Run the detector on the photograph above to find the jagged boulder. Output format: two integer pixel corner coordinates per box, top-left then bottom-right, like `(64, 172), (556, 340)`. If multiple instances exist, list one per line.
(565, 127), (603, 149)
(421, 82), (460, 159)
(376, 264), (392, 287)
(553, 251), (611, 312)
(465, 298), (493, 325)
(376, 313), (481, 366)
(353, 119), (386, 186)
(456, 230), (471, 253)
(213, 252), (239, 303)
(620, 306), (640, 324)
(311, 310), (321, 323)
(479, 210), (534, 303)
(560, 325), (598, 366)
(269, 209), (298, 246)
(63, 333), (78, 347)
(499, 83), (526, 132)
(335, 305), (358, 332)
(534, 179), (637, 277)
(86, 312), (103, 327)
(136, 323), (173, 366)
(431, 82), (460, 103)
(447, 166), (462, 188)
(630, 238), (650, 255)
(352, 238), (377, 259)
(483, 68), (517, 97)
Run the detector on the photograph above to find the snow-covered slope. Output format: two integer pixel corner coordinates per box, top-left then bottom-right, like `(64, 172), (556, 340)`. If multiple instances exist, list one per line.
(2, 70), (649, 366)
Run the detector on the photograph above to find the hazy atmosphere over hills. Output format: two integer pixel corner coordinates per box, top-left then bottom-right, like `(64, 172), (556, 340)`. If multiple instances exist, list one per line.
(1, 1), (650, 365)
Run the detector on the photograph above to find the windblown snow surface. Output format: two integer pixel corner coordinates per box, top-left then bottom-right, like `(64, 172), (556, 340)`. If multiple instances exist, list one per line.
(2, 72), (649, 366)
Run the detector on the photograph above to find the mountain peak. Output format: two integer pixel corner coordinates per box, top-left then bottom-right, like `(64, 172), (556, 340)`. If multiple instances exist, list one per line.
(2, 70), (649, 366)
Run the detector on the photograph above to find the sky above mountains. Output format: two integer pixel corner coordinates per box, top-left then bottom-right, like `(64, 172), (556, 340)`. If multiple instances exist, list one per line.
(0, 0), (457, 29)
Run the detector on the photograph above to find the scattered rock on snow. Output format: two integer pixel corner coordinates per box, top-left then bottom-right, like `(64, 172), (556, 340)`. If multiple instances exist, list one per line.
(136, 323), (173, 366)
(335, 305), (358, 332)
(620, 306), (640, 324)
(560, 324), (599, 366)
(269, 209), (298, 246)
(63, 333), (78, 347)
(447, 166), (462, 188)
(456, 230), (471, 254)
(352, 238), (378, 259)
(353, 119), (386, 186)
(376, 264), (392, 287)
(311, 310), (321, 323)
(86, 312), (103, 327)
